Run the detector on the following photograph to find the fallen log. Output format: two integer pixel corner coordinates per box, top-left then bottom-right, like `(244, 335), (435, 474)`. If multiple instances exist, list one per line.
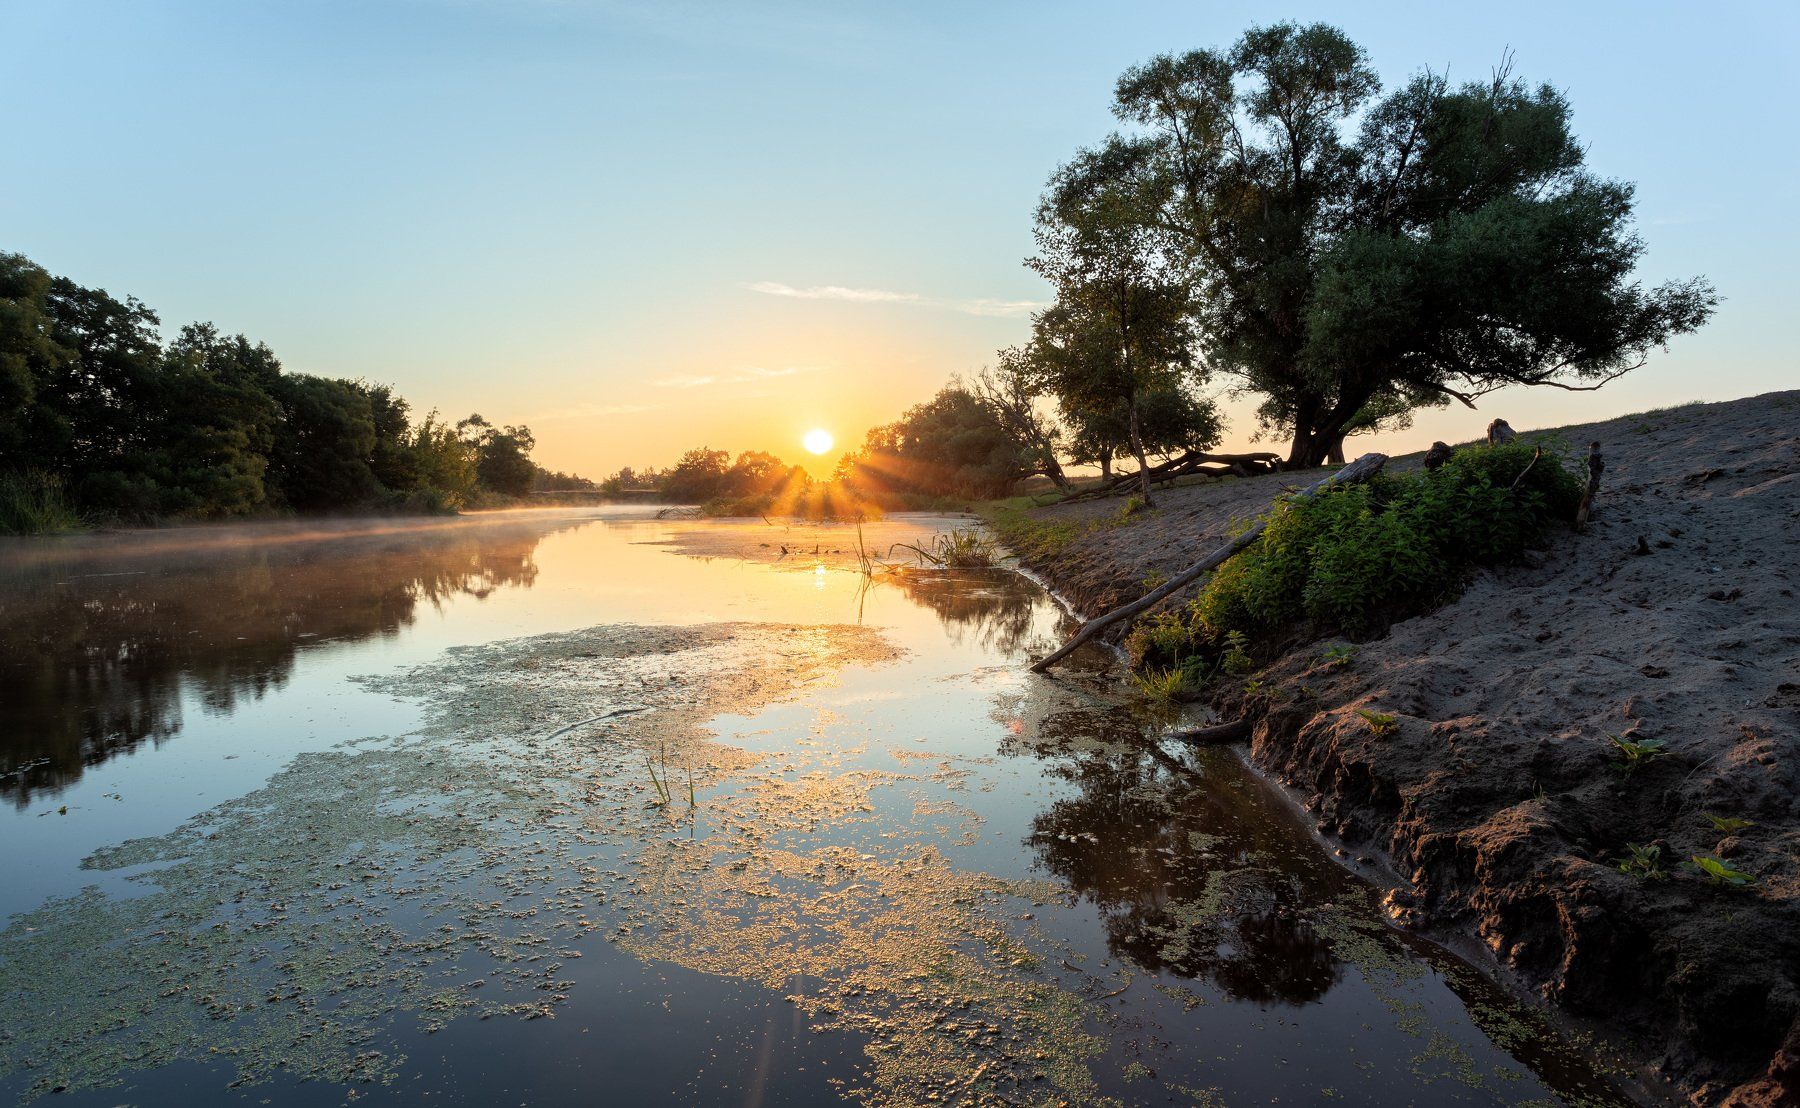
(1056, 450), (1285, 504)
(1168, 717), (1250, 744)
(1029, 452), (1389, 673)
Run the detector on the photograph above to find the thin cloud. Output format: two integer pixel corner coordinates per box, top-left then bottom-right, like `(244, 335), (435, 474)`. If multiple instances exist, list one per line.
(653, 365), (815, 389)
(532, 402), (661, 421)
(744, 280), (1043, 318)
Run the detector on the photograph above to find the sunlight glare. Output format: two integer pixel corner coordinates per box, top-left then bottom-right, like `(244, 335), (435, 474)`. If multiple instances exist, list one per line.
(803, 428), (834, 455)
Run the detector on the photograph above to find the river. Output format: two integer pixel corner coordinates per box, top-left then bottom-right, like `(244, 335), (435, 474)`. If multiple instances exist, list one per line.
(0, 509), (1636, 1105)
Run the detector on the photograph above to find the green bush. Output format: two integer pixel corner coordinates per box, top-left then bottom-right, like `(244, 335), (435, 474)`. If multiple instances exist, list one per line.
(1130, 442), (1581, 670)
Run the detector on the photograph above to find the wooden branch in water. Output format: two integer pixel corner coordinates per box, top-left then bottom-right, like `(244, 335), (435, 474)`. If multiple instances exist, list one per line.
(1168, 718), (1250, 744)
(1029, 453), (1389, 673)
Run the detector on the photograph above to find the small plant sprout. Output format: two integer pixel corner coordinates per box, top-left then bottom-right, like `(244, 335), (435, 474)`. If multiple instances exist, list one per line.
(1607, 734), (1670, 775)
(1686, 855), (1756, 888)
(1702, 813), (1755, 838)
(1354, 709), (1397, 736)
(1616, 842), (1665, 880)
(1320, 643), (1357, 669)
(1220, 630), (1254, 676)
(1241, 677), (1267, 698)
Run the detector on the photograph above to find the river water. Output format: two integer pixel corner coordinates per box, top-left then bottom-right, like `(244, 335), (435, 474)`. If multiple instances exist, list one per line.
(0, 509), (1635, 1106)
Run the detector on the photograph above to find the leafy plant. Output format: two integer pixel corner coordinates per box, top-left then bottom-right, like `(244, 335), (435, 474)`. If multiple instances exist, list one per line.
(1616, 842), (1665, 880)
(1702, 813), (1755, 837)
(1128, 443), (1584, 676)
(1354, 709), (1397, 737)
(1319, 643), (1358, 669)
(1686, 855), (1755, 888)
(1219, 630), (1254, 675)
(1608, 734), (1670, 775)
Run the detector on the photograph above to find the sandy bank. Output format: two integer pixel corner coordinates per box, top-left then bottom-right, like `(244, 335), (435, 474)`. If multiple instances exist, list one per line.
(1002, 391), (1800, 1105)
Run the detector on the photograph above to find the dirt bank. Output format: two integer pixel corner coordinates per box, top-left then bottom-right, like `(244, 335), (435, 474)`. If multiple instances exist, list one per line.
(1001, 392), (1800, 1105)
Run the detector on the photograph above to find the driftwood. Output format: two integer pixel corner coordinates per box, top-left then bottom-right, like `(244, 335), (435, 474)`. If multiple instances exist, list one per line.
(1030, 452), (1389, 673)
(1168, 717), (1250, 744)
(1057, 450), (1285, 504)
(1575, 441), (1604, 531)
(1487, 418), (1516, 445)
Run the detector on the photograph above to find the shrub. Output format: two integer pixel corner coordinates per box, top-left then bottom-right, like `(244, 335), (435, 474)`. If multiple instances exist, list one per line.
(1133, 442), (1582, 671)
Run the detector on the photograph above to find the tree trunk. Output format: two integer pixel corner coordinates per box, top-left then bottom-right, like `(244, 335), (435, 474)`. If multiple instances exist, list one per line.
(1041, 449), (1071, 492)
(1325, 435), (1346, 465)
(1127, 397), (1154, 507)
(1099, 456), (1112, 481)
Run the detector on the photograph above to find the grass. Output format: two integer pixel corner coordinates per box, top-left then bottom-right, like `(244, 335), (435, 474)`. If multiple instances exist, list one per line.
(889, 528), (1000, 568)
(0, 470), (85, 535)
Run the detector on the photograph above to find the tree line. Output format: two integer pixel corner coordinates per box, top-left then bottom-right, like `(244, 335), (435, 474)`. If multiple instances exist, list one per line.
(0, 252), (585, 530)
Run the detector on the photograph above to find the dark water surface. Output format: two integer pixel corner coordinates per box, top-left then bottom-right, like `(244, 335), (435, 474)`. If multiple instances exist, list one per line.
(0, 510), (1638, 1106)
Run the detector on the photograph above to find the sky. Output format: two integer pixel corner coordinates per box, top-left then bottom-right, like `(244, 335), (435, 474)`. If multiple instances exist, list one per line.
(3, 0), (1795, 477)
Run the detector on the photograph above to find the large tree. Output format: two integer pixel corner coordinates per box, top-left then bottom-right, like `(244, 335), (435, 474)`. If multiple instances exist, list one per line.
(1048, 23), (1714, 466)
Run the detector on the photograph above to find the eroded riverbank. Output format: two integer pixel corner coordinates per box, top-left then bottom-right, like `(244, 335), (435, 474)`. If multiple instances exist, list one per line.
(998, 393), (1800, 1105)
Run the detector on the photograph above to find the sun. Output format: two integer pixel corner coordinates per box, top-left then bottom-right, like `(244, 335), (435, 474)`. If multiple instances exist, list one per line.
(802, 428), (834, 455)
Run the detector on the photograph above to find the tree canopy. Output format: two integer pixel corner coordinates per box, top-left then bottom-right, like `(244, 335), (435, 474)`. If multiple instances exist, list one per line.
(0, 252), (579, 528)
(1045, 23), (1714, 466)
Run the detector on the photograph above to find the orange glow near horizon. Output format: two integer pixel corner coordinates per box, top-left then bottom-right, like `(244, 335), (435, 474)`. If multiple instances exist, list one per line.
(802, 428), (834, 455)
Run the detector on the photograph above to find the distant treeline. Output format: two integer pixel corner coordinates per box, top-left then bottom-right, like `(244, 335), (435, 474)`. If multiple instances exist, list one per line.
(0, 252), (592, 533)
(597, 385), (1058, 515)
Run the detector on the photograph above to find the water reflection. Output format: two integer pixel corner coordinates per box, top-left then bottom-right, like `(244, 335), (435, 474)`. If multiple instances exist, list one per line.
(876, 567), (1065, 656)
(0, 518), (578, 805)
(1003, 694), (1348, 1006)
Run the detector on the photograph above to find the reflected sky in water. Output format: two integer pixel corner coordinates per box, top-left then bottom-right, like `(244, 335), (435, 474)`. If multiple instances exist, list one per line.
(0, 510), (1638, 1106)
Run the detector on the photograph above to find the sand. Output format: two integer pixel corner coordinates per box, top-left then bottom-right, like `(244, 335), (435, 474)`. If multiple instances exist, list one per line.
(1006, 391), (1800, 1105)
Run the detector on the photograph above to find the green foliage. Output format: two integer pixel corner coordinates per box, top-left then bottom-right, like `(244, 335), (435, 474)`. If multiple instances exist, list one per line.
(1218, 630), (1254, 675)
(1354, 709), (1397, 736)
(1045, 23), (1714, 465)
(1616, 843), (1665, 880)
(838, 386), (1027, 502)
(1319, 643), (1358, 669)
(1702, 814), (1756, 838)
(1132, 665), (1199, 702)
(1608, 734), (1670, 775)
(1132, 441), (1582, 672)
(0, 470), (83, 535)
(1685, 855), (1755, 888)
(0, 252), (565, 521)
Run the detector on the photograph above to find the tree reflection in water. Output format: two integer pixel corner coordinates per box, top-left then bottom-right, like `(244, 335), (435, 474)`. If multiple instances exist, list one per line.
(877, 567), (1069, 658)
(1003, 693), (1350, 1007)
(0, 518), (580, 806)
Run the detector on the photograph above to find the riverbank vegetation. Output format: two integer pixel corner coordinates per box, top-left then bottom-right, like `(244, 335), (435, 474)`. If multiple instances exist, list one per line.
(0, 253), (590, 533)
(1126, 441), (1583, 687)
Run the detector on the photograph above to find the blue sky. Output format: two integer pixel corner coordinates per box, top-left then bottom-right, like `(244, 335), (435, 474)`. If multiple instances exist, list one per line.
(4, 1), (1794, 474)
